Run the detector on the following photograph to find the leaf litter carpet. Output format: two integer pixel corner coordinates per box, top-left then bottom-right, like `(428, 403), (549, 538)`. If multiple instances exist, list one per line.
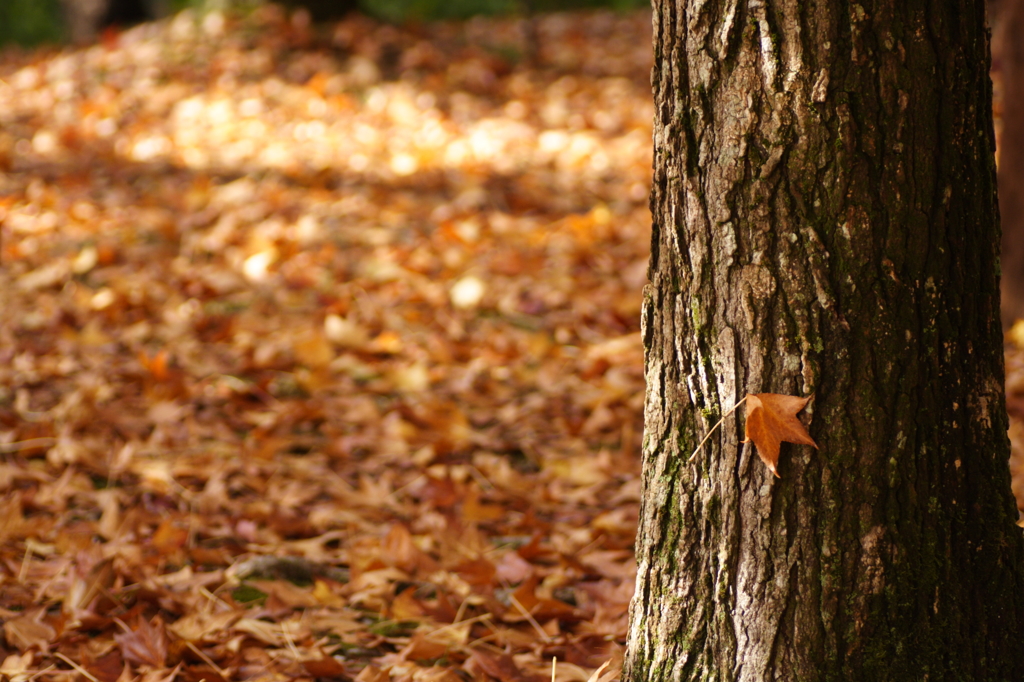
(0, 6), (653, 682)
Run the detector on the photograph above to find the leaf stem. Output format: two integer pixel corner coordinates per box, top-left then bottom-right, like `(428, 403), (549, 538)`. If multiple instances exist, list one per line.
(688, 395), (748, 462)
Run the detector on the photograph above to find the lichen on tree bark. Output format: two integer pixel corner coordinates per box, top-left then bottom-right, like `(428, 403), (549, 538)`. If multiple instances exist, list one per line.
(626, 1), (1024, 680)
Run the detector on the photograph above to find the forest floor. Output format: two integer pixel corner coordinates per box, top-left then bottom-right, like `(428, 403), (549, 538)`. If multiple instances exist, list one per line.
(0, 7), (652, 682)
(4, 6), (1024, 682)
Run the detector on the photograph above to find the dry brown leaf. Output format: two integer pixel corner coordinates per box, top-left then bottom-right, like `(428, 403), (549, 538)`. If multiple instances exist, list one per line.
(137, 662), (181, 682)
(466, 650), (546, 682)
(301, 656), (349, 678)
(389, 586), (426, 620)
(64, 556), (116, 614)
(114, 616), (168, 668)
(3, 609), (55, 652)
(744, 393), (818, 477)
(0, 652), (35, 679)
(354, 664), (391, 682)
(399, 631), (450, 663)
(81, 650), (125, 682)
(495, 550), (534, 584)
(232, 618), (283, 647)
(452, 556), (497, 587)
(151, 518), (189, 557)
(248, 578), (320, 608)
(167, 609), (242, 642)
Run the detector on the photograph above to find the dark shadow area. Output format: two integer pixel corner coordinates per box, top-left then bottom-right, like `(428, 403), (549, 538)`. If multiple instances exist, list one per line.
(100, 0), (155, 26)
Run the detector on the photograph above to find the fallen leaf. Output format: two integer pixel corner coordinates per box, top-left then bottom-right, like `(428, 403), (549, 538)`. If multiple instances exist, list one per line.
(744, 393), (818, 477)
(0, 652), (35, 682)
(466, 650), (546, 682)
(354, 664), (391, 682)
(82, 650), (125, 682)
(167, 609), (242, 642)
(248, 579), (320, 608)
(293, 328), (334, 368)
(232, 618), (283, 646)
(137, 662), (181, 682)
(389, 586), (426, 620)
(151, 517), (189, 556)
(301, 656), (349, 678)
(398, 631), (450, 662)
(3, 608), (55, 652)
(115, 616), (168, 668)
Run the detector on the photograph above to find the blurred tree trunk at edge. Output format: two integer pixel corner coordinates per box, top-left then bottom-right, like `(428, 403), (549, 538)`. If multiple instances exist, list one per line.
(998, 0), (1024, 328)
(624, 1), (1024, 679)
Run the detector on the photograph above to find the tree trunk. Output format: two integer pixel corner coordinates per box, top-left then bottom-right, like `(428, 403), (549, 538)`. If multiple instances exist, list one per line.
(625, 1), (1024, 679)
(997, 0), (1024, 327)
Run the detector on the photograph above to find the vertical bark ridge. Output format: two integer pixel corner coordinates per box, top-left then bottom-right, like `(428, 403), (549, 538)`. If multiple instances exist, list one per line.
(626, 1), (1024, 680)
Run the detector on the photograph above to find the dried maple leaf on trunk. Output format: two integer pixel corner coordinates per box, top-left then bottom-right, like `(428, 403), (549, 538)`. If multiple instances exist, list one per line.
(744, 393), (818, 477)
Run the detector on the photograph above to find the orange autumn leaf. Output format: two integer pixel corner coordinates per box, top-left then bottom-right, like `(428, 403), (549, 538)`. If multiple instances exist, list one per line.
(744, 393), (818, 478)
(138, 349), (175, 383)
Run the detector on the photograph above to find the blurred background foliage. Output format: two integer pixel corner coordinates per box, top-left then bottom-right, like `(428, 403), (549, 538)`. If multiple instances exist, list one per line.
(0, 0), (648, 47)
(0, 0), (66, 46)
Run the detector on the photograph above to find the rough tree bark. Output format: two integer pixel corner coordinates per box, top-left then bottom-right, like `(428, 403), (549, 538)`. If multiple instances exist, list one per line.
(624, 1), (1024, 680)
